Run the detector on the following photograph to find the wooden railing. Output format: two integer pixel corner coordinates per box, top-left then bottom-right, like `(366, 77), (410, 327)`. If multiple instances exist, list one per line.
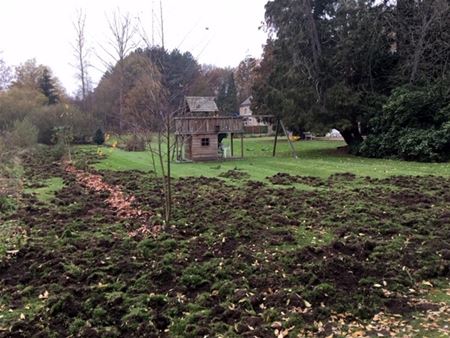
(175, 116), (244, 135)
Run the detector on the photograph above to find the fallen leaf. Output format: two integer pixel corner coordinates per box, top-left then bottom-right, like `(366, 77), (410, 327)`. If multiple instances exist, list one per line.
(38, 290), (49, 299)
(271, 321), (282, 329)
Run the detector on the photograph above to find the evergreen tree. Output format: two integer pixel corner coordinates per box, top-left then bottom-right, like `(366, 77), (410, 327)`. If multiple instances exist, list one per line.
(253, 0), (449, 150)
(252, 0), (397, 148)
(216, 73), (238, 115)
(93, 128), (105, 145)
(39, 67), (59, 104)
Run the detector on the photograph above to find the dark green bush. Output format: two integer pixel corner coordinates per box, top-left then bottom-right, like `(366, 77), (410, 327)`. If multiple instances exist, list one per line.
(359, 81), (450, 162)
(94, 128), (105, 145)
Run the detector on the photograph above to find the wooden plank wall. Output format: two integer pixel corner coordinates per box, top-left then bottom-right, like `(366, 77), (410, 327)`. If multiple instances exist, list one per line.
(175, 117), (243, 135)
(189, 134), (218, 161)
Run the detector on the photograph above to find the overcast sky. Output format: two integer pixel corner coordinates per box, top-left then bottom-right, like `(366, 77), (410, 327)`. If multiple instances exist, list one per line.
(0, 0), (269, 95)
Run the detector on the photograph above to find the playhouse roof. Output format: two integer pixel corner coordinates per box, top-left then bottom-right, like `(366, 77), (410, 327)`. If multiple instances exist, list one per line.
(185, 96), (218, 113)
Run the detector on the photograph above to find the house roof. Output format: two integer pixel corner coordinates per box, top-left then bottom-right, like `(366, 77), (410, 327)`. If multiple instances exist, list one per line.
(240, 96), (252, 107)
(185, 96), (218, 112)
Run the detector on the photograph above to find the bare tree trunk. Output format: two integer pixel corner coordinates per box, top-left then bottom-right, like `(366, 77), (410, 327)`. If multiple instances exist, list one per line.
(160, 0), (165, 49)
(148, 141), (158, 176)
(100, 10), (136, 131)
(410, 15), (432, 84)
(72, 9), (90, 109)
(119, 63), (124, 131)
(341, 126), (364, 149)
(157, 130), (168, 222)
(166, 112), (171, 222)
(302, 0), (323, 103)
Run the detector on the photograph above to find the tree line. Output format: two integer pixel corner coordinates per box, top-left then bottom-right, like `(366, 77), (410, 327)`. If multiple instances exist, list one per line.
(1, 1), (449, 162)
(0, 8), (258, 148)
(90, 48), (254, 133)
(251, 0), (450, 161)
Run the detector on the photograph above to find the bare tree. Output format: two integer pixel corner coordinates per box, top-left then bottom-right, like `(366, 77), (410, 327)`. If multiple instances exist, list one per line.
(131, 11), (179, 224)
(99, 10), (136, 131)
(397, 0), (449, 84)
(0, 53), (12, 91)
(126, 71), (181, 224)
(72, 9), (91, 106)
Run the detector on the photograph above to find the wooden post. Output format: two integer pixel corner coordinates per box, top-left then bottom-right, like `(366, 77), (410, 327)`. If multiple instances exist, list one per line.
(280, 120), (298, 159)
(240, 133), (244, 158)
(273, 119), (280, 157)
(173, 135), (178, 161)
(231, 133), (234, 157)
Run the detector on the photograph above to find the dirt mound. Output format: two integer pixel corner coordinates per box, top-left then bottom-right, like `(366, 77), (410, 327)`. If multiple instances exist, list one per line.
(267, 173), (325, 186)
(218, 169), (250, 180)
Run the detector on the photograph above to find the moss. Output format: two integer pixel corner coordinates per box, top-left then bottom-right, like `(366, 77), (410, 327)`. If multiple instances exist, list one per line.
(63, 262), (83, 278)
(0, 220), (28, 260)
(212, 280), (237, 299)
(137, 238), (157, 258)
(69, 318), (86, 335)
(162, 252), (177, 265)
(121, 307), (152, 330)
(0, 195), (17, 214)
(161, 238), (178, 250)
(170, 309), (212, 337)
(262, 308), (281, 322)
(92, 306), (107, 324)
(148, 293), (168, 308)
(105, 291), (125, 305)
(181, 273), (208, 289)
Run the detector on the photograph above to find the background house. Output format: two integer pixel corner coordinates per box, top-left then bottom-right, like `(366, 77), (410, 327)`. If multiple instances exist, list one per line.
(239, 96), (272, 134)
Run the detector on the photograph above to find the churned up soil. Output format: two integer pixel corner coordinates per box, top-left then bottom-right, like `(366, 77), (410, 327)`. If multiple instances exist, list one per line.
(0, 148), (448, 337)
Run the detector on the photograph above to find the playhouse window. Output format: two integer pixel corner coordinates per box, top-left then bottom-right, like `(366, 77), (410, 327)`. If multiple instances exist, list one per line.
(201, 138), (210, 146)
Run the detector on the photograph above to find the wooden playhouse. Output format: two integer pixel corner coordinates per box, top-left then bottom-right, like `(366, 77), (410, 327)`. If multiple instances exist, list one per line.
(175, 97), (244, 162)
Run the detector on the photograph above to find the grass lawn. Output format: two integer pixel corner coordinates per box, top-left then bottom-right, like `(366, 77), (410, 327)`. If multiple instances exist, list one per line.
(89, 137), (450, 180)
(24, 177), (65, 203)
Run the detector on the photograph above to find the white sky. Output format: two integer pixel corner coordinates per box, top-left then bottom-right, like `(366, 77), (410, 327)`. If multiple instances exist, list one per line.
(0, 0), (269, 95)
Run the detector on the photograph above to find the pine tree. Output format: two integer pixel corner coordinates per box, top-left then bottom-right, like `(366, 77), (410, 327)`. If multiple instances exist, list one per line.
(216, 73), (238, 115)
(93, 128), (105, 145)
(39, 67), (59, 104)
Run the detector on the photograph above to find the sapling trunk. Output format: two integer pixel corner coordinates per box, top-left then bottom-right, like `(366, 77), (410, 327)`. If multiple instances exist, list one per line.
(166, 112), (172, 223)
(148, 142), (158, 176)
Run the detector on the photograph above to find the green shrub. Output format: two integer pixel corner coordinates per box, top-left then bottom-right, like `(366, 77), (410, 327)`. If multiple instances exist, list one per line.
(28, 104), (98, 145)
(9, 118), (38, 148)
(359, 81), (450, 162)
